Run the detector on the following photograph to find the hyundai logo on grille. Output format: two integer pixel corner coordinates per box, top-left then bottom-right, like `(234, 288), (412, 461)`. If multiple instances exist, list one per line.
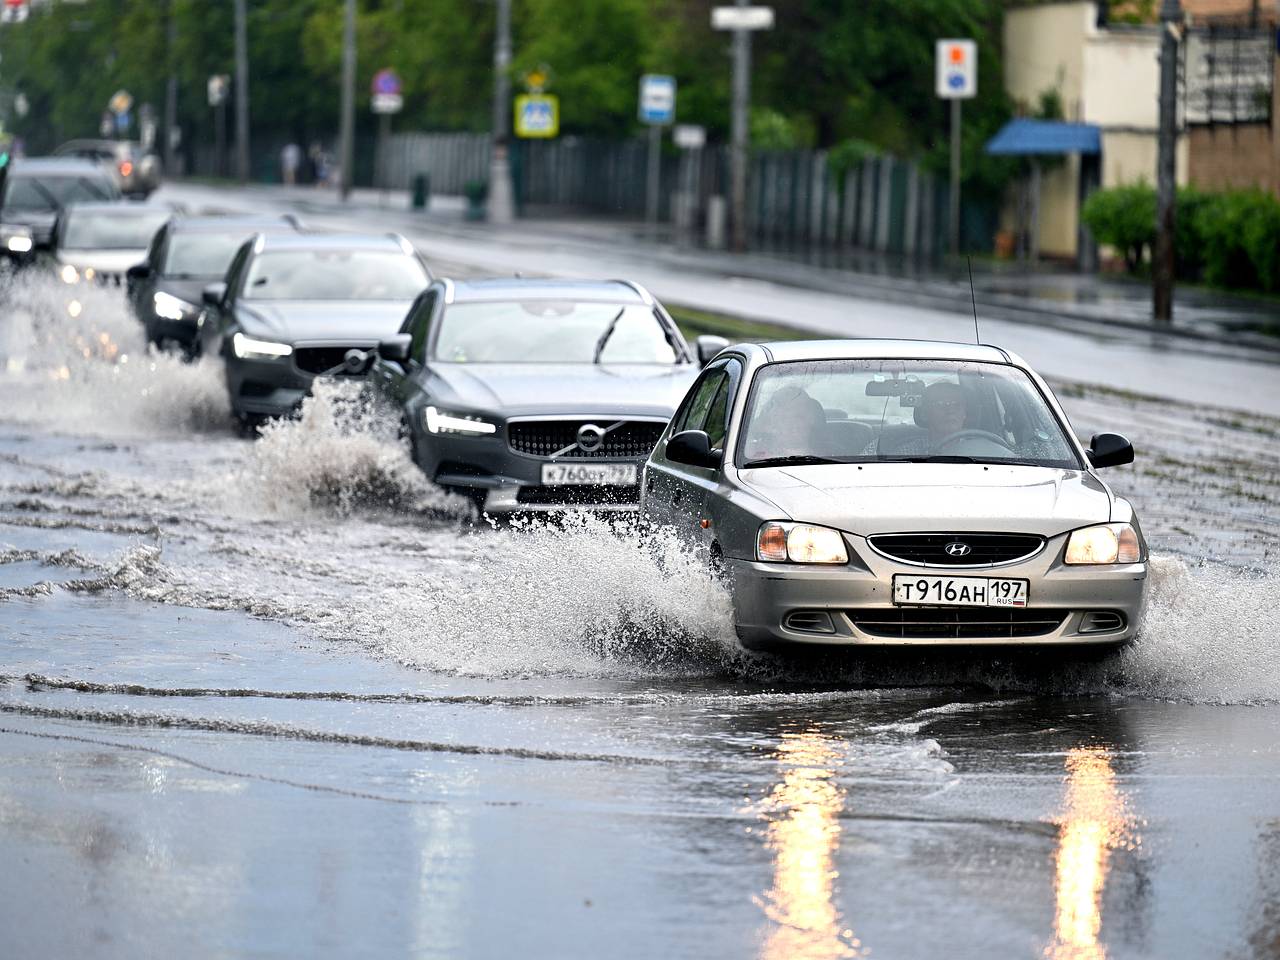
(576, 423), (606, 453)
(944, 541), (971, 557)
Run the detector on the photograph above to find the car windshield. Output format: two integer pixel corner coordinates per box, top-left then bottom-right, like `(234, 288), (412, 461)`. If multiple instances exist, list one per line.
(163, 232), (255, 278)
(737, 358), (1081, 469)
(61, 208), (171, 250)
(242, 249), (427, 300)
(3, 175), (117, 213)
(434, 301), (680, 363)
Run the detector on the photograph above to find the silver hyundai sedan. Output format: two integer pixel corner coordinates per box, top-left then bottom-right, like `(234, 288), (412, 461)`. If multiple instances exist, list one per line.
(641, 340), (1148, 649)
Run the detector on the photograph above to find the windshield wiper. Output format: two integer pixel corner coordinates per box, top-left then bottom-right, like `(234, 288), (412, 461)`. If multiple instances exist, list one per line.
(592, 308), (627, 364)
(877, 455), (988, 463)
(742, 455), (846, 469)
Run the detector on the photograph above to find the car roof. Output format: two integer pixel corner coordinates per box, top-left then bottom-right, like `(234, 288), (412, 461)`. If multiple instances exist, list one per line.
(167, 214), (300, 234)
(746, 339), (1017, 365)
(57, 139), (136, 149)
(253, 231), (411, 253)
(9, 157), (115, 177)
(447, 277), (647, 303)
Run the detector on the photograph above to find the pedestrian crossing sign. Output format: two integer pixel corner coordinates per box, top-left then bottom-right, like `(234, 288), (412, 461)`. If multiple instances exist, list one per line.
(515, 95), (559, 139)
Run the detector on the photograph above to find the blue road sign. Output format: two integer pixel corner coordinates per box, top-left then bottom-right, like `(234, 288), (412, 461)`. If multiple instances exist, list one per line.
(638, 75), (676, 125)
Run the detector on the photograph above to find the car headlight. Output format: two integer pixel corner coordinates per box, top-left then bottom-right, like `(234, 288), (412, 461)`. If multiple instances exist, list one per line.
(232, 332), (293, 360)
(423, 405), (497, 436)
(153, 291), (198, 321)
(757, 521), (848, 564)
(2, 226), (33, 253)
(1064, 523), (1143, 565)
(60, 264), (79, 284)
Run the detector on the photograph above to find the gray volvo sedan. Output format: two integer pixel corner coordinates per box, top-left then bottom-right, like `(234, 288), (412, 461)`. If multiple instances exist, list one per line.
(364, 278), (724, 512)
(641, 340), (1148, 649)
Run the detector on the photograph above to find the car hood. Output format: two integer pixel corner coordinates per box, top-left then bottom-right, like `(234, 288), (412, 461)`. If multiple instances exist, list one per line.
(429, 362), (701, 419)
(738, 463), (1113, 538)
(235, 300), (413, 344)
(56, 249), (147, 273)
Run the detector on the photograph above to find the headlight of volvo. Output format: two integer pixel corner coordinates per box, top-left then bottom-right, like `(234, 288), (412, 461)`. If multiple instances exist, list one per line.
(423, 406), (497, 436)
(153, 291), (199, 321)
(232, 332), (293, 360)
(757, 522), (848, 564)
(1064, 523), (1143, 565)
(2, 226), (33, 253)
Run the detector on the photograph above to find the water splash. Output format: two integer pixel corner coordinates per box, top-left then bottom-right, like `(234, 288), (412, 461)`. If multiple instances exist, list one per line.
(0, 272), (230, 435)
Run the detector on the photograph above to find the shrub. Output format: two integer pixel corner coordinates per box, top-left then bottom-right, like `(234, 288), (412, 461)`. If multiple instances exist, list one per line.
(1081, 182), (1155, 271)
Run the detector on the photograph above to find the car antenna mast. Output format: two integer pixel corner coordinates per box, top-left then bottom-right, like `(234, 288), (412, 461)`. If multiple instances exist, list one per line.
(966, 256), (981, 345)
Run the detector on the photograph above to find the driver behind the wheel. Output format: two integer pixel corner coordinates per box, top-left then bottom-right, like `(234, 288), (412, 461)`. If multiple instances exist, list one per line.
(869, 380), (970, 455)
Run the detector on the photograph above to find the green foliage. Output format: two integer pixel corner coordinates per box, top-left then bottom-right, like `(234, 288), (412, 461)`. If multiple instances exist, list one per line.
(750, 108), (814, 151)
(1084, 183), (1280, 294)
(1081, 183), (1155, 272)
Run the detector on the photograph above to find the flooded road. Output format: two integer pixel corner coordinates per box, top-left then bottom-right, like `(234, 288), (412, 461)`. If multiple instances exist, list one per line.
(2, 243), (1279, 958)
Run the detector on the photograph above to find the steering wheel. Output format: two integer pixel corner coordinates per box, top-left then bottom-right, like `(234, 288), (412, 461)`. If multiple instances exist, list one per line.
(936, 429), (1015, 453)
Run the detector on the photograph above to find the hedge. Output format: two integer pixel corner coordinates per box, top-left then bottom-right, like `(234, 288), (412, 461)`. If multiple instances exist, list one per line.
(1080, 183), (1280, 294)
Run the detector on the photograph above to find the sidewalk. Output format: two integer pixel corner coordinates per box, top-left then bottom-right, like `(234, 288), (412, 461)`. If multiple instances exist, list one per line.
(193, 183), (1280, 354)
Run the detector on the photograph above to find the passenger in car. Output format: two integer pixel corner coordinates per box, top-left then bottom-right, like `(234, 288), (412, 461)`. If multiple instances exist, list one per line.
(744, 385), (827, 460)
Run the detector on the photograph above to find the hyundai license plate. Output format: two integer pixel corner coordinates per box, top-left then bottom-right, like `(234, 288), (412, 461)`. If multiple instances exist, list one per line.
(892, 575), (1028, 608)
(541, 463), (637, 486)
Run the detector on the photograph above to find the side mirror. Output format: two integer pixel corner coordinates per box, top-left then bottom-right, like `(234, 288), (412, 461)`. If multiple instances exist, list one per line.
(202, 282), (227, 307)
(377, 333), (412, 363)
(695, 335), (730, 367)
(1087, 432), (1134, 469)
(666, 429), (720, 469)
(126, 264), (150, 281)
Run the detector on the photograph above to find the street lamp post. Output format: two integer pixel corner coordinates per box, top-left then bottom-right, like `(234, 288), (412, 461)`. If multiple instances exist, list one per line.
(233, 0), (249, 183)
(1153, 0), (1182, 324)
(339, 0), (356, 200)
(488, 0), (515, 224)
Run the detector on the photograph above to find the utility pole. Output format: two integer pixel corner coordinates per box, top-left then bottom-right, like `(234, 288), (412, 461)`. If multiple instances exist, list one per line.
(488, 0), (515, 223)
(949, 98), (961, 255)
(729, 0), (750, 252)
(233, 0), (249, 182)
(164, 0), (178, 175)
(1153, 0), (1182, 324)
(339, 0), (356, 199)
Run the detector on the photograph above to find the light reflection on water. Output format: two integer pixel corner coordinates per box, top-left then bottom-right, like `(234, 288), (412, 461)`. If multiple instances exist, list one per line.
(1045, 747), (1138, 960)
(755, 731), (864, 960)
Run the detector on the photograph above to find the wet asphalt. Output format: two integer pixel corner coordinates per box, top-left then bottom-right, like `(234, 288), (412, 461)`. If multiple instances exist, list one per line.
(1, 188), (1279, 959)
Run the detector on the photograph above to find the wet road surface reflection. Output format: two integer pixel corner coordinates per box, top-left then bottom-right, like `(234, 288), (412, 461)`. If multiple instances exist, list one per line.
(756, 730), (863, 959)
(1045, 747), (1138, 960)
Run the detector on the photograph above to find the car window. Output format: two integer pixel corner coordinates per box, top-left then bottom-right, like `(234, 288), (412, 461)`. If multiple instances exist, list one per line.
(164, 232), (254, 279)
(405, 290), (438, 362)
(670, 367), (728, 436)
(3, 175), (117, 211)
(737, 358), (1081, 469)
(702, 359), (742, 450)
(242, 250), (428, 301)
(432, 301), (679, 364)
(60, 208), (171, 250)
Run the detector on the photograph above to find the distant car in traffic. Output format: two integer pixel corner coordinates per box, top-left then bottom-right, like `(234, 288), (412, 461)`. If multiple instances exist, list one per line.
(53, 139), (161, 197)
(199, 231), (431, 426)
(0, 157), (120, 253)
(51, 201), (174, 286)
(642, 339), (1147, 650)
(127, 214), (301, 355)
(360, 278), (724, 513)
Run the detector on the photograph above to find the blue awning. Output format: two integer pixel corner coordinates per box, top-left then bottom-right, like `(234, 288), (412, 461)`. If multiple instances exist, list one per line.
(985, 119), (1101, 156)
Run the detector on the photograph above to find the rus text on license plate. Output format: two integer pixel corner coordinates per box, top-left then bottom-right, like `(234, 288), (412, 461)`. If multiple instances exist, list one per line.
(892, 575), (1028, 608)
(540, 463), (638, 486)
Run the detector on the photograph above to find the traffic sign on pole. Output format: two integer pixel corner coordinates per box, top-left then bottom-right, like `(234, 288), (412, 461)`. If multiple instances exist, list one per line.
(514, 94), (559, 138)
(935, 39), (977, 99)
(638, 75), (676, 125)
(673, 124), (706, 149)
(711, 6), (774, 30)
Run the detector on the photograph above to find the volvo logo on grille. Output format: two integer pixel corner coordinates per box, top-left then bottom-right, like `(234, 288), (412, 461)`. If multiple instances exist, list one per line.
(944, 541), (972, 557)
(576, 423), (606, 453)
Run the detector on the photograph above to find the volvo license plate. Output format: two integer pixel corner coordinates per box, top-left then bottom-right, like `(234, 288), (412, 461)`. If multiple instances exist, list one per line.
(541, 463), (637, 486)
(892, 575), (1028, 608)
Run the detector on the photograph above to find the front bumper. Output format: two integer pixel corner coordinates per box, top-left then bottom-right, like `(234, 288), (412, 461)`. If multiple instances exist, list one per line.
(418, 431), (644, 513)
(728, 533), (1147, 648)
(224, 354), (312, 418)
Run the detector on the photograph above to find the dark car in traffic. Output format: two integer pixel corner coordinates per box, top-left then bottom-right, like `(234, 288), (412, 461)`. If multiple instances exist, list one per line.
(127, 214), (301, 354)
(54, 139), (162, 197)
(0, 157), (120, 254)
(362, 277), (724, 512)
(199, 231), (431, 426)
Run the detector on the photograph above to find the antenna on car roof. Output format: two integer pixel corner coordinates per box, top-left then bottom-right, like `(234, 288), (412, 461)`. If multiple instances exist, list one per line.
(966, 256), (981, 345)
